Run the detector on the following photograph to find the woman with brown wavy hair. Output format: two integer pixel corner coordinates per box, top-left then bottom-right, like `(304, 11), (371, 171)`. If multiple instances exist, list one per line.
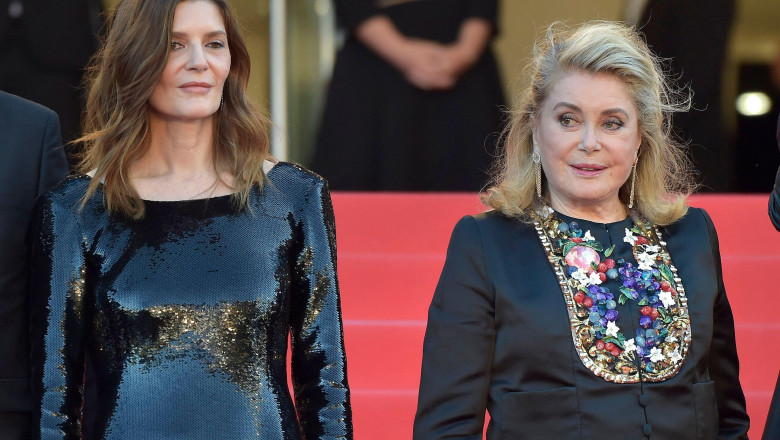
(28, 0), (352, 438)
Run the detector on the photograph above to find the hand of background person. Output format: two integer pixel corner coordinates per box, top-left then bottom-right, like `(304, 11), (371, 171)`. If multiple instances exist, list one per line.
(394, 39), (458, 90)
(355, 16), (493, 91)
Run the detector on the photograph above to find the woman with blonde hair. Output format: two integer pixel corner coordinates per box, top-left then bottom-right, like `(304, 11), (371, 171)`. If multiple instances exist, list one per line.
(414, 21), (749, 439)
(28, 0), (352, 438)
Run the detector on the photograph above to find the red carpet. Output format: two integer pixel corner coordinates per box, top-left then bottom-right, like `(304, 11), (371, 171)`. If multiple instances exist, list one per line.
(331, 193), (780, 439)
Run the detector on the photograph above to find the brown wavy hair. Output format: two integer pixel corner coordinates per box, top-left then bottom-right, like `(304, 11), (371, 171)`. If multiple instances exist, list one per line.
(77, 0), (269, 219)
(483, 21), (697, 225)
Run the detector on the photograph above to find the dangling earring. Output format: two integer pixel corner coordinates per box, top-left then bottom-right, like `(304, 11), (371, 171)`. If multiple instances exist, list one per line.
(628, 160), (637, 209)
(532, 149), (542, 198)
(220, 94), (224, 110)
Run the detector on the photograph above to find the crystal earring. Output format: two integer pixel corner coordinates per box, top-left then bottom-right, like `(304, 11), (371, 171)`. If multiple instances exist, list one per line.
(628, 161), (637, 209)
(532, 150), (542, 198)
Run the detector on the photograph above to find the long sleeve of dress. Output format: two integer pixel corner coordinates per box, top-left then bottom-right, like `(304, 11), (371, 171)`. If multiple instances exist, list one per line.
(700, 210), (750, 439)
(29, 192), (87, 440)
(289, 179), (353, 439)
(414, 216), (495, 439)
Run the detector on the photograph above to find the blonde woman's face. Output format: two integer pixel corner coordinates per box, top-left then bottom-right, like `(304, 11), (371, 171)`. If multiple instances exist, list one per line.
(533, 71), (641, 216)
(149, 0), (231, 122)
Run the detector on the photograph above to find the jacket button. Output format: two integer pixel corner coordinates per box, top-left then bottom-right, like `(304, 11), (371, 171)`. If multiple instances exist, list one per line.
(643, 423), (653, 437)
(639, 394), (650, 407)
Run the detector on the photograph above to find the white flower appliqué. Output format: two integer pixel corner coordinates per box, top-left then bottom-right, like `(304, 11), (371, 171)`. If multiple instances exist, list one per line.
(623, 228), (637, 245)
(606, 321), (620, 338)
(649, 346), (664, 363)
(582, 230), (595, 242)
(659, 290), (675, 308)
(623, 338), (636, 353)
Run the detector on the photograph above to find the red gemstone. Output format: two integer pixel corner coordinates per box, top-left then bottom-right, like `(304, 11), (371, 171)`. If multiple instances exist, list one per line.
(605, 259), (616, 269)
(650, 309), (660, 320)
(571, 237), (582, 243)
(596, 340), (606, 350)
(640, 306), (652, 316)
(597, 263), (607, 273)
(598, 272), (607, 282)
(583, 297), (594, 308)
(636, 236), (649, 245)
(604, 342), (616, 351)
(574, 293), (585, 304)
(610, 347), (622, 356)
(660, 281), (671, 291)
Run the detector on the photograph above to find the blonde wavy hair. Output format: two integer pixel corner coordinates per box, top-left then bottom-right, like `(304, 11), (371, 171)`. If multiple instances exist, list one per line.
(77, 0), (269, 219)
(482, 21), (696, 225)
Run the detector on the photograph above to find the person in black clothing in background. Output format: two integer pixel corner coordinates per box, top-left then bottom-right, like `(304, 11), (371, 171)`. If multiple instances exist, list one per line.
(0, 0), (103, 167)
(764, 113), (780, 440)
(0, 91), (68, 440)
(313, 0), (505, 191)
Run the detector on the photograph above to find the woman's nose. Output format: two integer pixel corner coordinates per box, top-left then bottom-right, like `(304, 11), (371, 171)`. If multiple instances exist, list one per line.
(578, 124), (601, 153)
(186, 46), (209, 71)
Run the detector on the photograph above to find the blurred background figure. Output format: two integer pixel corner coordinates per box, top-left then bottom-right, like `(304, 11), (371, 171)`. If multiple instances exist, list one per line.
(312, 0), (506, 191)
(0, 91), (68, 440)
(626, 0), (736, 192)
(0, 0), (103, 168)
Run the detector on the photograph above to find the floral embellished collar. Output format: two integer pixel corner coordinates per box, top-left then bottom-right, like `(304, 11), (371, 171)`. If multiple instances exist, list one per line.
(532, 207), (691, 383)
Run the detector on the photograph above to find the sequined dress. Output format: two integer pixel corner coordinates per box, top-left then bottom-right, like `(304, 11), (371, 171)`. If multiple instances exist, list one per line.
(29, 162), (353, 439)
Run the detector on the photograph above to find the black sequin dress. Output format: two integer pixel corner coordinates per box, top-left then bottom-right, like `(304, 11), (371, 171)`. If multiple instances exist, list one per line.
(29, 162), (352, 439)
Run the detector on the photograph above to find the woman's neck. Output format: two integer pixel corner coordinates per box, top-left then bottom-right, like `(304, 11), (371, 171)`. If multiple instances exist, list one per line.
(130, 116), (235, 201)
(549, 195), (628, 224)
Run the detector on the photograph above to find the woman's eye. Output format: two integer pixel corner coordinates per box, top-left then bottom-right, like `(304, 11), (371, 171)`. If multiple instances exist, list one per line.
(170, 41), (184, 50)
(560, 114), (577, 127)
(604, 119), (624, 130)
(206, 41), (226, 49)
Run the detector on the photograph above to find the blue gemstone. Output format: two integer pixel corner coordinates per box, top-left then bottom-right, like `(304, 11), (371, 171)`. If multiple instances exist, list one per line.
(646, 328), (657, 338)
(605, 310), (618, 321)
(635, 335), (646, 347)
(599, 318), (608, 327)
(596, 292), (606, 301)
(589, 312), (601, 323)
(589, 305), (599, 313)
(595, 331), (603, 339)
(606, 268), (619, 279)
(588, 285), (600, 294)
(605, 292), (614, 300)
(639, 315), (653, 329)
(558, 223), (569, 233)
(646, 363), (655, 373)
(569, 221), (580, 230)
(571, 228), (583, 238)
(618, 259), (626, 265)
(653, 320), (664, 330)
(642, 272), (652, 280)
(606, 300), (616, 310)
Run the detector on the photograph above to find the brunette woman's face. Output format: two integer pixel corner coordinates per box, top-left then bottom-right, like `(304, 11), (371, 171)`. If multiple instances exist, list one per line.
(149, 0), (231, 122)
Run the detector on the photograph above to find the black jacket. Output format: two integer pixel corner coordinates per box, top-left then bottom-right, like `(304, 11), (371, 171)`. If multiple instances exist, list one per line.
(0, 91), (68, 439)
(415, 208), (749, 439)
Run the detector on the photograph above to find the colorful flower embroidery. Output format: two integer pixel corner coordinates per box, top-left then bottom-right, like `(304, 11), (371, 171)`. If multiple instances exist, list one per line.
(533, 210), (692, 383)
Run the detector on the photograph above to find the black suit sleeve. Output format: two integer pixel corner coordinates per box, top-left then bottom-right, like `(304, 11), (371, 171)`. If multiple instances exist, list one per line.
(414, 216), (495, 439)
(36, 110), (68, 197)
(699, 210), (750, 439)
(769, 113), (780, 230)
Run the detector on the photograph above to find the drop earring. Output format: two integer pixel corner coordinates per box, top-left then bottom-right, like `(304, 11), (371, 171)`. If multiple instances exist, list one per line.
(532, 149), (542, 198)
(628, 160), (637, 209)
